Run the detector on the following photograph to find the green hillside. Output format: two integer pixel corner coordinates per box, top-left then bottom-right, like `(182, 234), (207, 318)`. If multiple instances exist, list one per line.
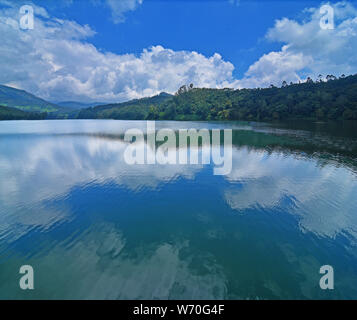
(55, 101), (105, 109)
(0, 85), (62, 113)
(77, 74), (357, 121)
(0, 105), (47, 120)
(3, 74), (357, 122)
(77, 92), (173, 120)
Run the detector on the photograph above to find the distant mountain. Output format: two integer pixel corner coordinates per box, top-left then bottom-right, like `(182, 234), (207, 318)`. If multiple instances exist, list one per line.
(0, 105), (47, 120)
(77, 92), (173, 120)
(55, 101), (106, 110)
(0, 85), (62, 113)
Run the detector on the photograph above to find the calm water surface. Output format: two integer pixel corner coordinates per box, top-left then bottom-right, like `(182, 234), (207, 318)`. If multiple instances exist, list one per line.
(0, 120), (357, 299)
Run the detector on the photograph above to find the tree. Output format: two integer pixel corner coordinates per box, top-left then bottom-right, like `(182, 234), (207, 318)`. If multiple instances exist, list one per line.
(75, 73), (357, 122)
(326, 74), (337, 81)
(176, 85), (188, 95)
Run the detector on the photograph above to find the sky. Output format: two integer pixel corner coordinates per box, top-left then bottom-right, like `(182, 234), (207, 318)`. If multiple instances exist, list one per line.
(0, 0), (357, 103)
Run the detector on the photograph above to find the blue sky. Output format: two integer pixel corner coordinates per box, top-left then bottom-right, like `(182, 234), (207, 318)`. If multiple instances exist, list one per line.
(44, 0), (321, 78)
(1, 0), (357, 102)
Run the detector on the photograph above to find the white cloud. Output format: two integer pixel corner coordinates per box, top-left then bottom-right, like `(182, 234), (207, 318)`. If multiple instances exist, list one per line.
(1, 1), (357, 101)
(237, 47), (312, 88)
(0, 2), (235, 102)
(236, 1), (357, 88)
(106, 0), (143, 23)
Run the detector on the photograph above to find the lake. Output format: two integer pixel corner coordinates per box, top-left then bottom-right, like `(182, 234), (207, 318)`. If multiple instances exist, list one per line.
(0, 119), (357, 299)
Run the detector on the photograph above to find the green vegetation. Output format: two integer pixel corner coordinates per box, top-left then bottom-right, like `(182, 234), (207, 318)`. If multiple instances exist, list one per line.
(3, 73), (357, 121)
(55, 101), (105, 109)
(77, 92), (173, 120)
(52, 101), (107, 119)
(0, 85), (62, 114)
(0, 105), (47, 120)
(78, 74), (357, 121)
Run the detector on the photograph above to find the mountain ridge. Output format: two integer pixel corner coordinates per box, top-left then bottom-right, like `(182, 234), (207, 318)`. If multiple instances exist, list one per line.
(0, 105), (47, 120)
(2, 74), (357, 121)
(77, 74), (357, 121)
(0, 85), (63, 113)
(54, 101), (107, 110)
(77, 92), (173, 120)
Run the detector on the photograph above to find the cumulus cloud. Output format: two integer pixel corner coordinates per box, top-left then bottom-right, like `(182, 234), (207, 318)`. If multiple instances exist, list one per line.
(1, 1), (357, 101)
(0, 2), (235, 102)
(236, 1), (357, 88)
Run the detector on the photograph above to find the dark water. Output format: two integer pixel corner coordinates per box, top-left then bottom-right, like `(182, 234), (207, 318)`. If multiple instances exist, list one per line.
(0, 120), (357, 300)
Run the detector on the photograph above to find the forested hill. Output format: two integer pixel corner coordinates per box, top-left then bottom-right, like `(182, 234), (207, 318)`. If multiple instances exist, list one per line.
(77, 92), (173, 120)
(0, 105), (47, 120)
(0, 85), (61, 113)
(77, 74), (357, 121)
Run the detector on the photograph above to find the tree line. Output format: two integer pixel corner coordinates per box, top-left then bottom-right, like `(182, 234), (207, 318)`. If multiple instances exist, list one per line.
(0, 105), (47, 120)
(78, 74), (357, 122)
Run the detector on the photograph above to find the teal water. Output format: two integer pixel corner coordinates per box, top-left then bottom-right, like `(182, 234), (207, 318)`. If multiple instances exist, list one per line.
(0, 120), (357, 299)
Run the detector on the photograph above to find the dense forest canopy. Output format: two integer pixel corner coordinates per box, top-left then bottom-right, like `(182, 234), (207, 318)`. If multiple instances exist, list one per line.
(77, 74), (357, 122)
(77, 92), (173, 120)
